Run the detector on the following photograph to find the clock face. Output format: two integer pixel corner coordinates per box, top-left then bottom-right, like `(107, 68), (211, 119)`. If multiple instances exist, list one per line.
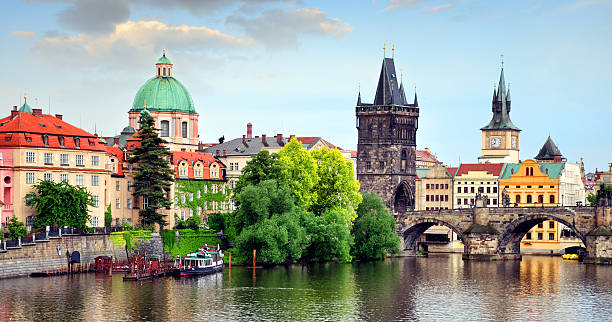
(512, 137), (517, 149)
(491, 137), (501, 148)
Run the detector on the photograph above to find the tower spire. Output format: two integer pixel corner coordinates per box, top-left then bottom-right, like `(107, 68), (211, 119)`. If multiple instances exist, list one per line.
(413, 85), (418, 107)
(357, 81), (362, 106)
(383, 42), (386, 58)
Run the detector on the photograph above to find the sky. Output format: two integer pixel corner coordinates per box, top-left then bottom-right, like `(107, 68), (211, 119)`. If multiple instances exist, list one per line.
(1, 0), (611, 172)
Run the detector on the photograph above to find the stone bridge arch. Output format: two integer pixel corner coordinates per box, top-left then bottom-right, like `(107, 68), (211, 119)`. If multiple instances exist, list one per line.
(400, 217), (467, 253)
(497, 213), (587, 256)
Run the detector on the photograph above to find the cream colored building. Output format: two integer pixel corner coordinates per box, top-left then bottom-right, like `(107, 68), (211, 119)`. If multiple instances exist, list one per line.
(453, 163), (505, 209)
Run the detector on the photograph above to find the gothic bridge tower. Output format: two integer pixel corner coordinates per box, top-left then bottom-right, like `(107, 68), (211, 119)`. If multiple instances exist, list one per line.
(356, 57), (419, 215)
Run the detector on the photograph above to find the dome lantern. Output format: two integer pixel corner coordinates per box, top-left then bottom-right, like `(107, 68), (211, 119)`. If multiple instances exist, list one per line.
(156, 49), (173, 77)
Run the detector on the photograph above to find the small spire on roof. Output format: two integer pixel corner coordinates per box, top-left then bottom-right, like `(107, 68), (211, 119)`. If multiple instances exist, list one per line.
(357, 82), (362, 106)
(162, 48), (166, 56)
(413, 84), (418, 107)
(391, 44), (395, 58)
(383, 42), (386, 58)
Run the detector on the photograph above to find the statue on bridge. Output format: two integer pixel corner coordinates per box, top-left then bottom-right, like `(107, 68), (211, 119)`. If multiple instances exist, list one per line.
(501, 188), (511, 208)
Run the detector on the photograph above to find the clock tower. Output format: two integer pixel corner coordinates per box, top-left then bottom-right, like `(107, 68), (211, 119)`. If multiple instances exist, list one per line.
(478, 67), (520, 163)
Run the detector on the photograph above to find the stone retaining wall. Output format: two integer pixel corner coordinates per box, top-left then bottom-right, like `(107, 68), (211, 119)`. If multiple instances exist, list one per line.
(0, 235), (126, 279)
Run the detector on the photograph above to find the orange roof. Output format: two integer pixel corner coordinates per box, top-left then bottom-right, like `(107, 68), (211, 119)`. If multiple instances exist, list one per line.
(0, 111), (107, 151)
(171, 151), (225, 180)
(446, 167), (458, 177)
(349, 150), (357, 158)
(455, 163), (505, 177)
(416, 149), (438, 163)
(104, 145), (125, 176)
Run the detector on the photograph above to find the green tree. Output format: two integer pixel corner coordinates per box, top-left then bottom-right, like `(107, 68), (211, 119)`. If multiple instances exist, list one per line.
(25, 180), (94, 229)
(7, 216), (27, 240)
(185, 215), (201, 230)
(104, 204), (112, 227)
(233, 179), (296, 234)
(589, 184), (612, 206)
(129, 110), (174, 228)
(304, 210), (353, 262)
(234, 150), (284, 197)
(278, 138), (319, 209)
(208, 213), (225, 233)
(235, 209), (308, 264)
(310, 147), (362, 223)
(351, 193), (400, 260)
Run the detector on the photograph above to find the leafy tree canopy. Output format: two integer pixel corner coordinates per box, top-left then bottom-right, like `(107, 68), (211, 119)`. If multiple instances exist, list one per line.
(310, 147), (362, 224)
(234, 150), (284, 197)
(303, 210), (353, 262)
(129, 110), (174, 228)
(208, 213), (225, 233)
(352, 193), (400, 260)
(234, 179), (296, 234)
(7, 216), (27, 240)
(25, 180), (94, 229)
(278, 138), (319, 210)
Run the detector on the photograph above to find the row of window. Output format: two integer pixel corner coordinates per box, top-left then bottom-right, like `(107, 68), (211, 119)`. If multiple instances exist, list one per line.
(229, 162), (240, 171)
(26, 172), (100, 186)
(160, 120), (189, 138)
(457, 198), (498, 205)
(26, 152), (99, 167)
(456, 181), (495, 185)
(425, 195), (449, 202)
(514, 194), (555, 204)
(177, 200), (235, 214)
(525, 232), (555, 241)
(425, 207), (449, 210)
(115, 180), (133, 191)
(504, 185), (555, 189)
(426, 183), (449, 190)
(457, 186), (498, 194)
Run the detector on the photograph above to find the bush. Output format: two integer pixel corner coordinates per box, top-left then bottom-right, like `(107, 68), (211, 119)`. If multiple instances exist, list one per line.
(7, 216), (27, 240)
(351, 193), (400, 260)
(104, 204), (112, 227)
(185, 215), (201, 230)
(208, 213), (225, 233)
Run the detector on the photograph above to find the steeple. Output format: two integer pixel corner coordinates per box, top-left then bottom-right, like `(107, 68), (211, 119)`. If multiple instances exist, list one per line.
(481, 67), (520, 131)
(535, 136), (565, 162)
(399, 82), (408, 105)
(357, 91), (362, 106)
(413, 90), (418, 107)
(373, 58), (404, 105)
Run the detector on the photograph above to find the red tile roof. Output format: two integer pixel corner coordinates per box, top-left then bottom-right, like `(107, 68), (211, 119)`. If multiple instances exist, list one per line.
(416, 149), (438, 163)
(295, 137), (341, 150)
(171, 151), (225, 180)
(104, 145), (125, 176)
(446, 167), (458, 177)
(455, 163), (505, 177)
(349, 150), (357, 158)
(0, 111), (107, 151)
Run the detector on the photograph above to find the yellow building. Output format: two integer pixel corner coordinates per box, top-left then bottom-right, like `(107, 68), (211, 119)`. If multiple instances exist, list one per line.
(499, 160), (582, 253)
(0, 102), (111, 228)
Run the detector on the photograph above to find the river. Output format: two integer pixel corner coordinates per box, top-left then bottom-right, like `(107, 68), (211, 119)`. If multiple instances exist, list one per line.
(1, 254), (611, 321)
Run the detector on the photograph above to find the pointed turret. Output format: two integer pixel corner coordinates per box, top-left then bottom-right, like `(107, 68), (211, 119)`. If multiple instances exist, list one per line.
(18, 94), (33, 113)
(481, 68), (520, 131)
(535, 136), (565, 162)
(399, 82), (408, 105)
(373, 58), (403, 105)
(413, 91), (418, 107)
(357, 91), (362, 106)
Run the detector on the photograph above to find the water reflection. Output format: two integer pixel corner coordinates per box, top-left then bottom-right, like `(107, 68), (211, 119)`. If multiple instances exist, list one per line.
(0, 255), (611, 321)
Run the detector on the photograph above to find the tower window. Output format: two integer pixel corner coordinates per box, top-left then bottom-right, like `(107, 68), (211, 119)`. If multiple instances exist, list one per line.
(181, 122), (188, 138)
(161, 120), (169, 137)
(401, 149), (407, 171)
(163, 68), (166, 76)
(368, 124), (373, 138)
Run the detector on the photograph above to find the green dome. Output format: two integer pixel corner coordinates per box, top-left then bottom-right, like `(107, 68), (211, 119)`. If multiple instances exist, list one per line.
(18, 98), (33, 113)
(156, 54), (172, 65)
(131, 76), (196, 114)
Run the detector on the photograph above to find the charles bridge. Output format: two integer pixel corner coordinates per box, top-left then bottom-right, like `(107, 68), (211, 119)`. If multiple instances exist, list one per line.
(396, 198), (612, 263)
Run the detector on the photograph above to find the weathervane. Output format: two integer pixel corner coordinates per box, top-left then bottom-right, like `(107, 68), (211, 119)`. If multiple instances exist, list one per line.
(383, 42), (386, 58)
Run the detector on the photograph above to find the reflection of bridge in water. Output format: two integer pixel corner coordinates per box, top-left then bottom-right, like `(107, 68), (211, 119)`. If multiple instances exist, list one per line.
(396, 203), (612, 262)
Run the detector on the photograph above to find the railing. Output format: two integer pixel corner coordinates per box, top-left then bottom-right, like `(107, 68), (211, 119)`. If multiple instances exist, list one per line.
(21, 236), (34, 244)
(5, 240), (19, 248)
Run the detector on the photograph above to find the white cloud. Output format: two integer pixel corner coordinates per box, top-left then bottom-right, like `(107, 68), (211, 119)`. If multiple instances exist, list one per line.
(32, 20), (256, 67)
(382, 0), (425, 11)
(426, 3), (456, 13)
(227, 7), (353, 49)
(12, 30), (36, 39)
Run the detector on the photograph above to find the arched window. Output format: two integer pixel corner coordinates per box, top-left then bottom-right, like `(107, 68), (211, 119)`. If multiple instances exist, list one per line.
(160, 120), (169, 137)
(401, 149), (407, 172)
(527, 195), (533, 203)
(163, 68), (166, 76)
(368, 124), (373, 138)
(181, 122), (188, 138)
(516, 195), (521, 203)
(538, 195), (544, 203)
(378, 122), (384, 138)
(550, 195), (555, 204)
(158, 67), (160, 76)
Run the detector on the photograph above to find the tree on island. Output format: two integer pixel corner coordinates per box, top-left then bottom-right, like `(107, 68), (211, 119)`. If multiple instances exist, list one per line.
(129, 110), (174, 229)
(234, 150), (284, 197)
(25, 179), (94, 229)
(351, 193), (400, 260)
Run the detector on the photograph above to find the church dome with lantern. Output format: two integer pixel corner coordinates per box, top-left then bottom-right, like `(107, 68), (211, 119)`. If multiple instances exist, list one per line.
(130, 50), (196, 114)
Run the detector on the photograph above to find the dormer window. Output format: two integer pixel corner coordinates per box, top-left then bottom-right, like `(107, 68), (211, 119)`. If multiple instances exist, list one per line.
(43, 134), (49, 147)
(74, 136), (80, 149)
(59, 136), (65, 147)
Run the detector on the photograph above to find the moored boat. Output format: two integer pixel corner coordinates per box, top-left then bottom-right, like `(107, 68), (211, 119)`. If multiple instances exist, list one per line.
(172, 246), (224, 277)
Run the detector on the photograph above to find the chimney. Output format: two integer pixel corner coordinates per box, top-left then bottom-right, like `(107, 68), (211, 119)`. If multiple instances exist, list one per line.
(553, 156), (562, 163)
(223, 150), (226, 156)
(247, 123), (253, 139)
(289, 135), (295, 141)
(216, 150), (220, 156)
(262, 134), (267, 146)
(32, 108), (42, 116)
(11, 110), (18, 118)
(113, 137), (119, 145)
(12, 106), (17, 111)
(55, 114), (63, 120)
(276, 134), (284, 146)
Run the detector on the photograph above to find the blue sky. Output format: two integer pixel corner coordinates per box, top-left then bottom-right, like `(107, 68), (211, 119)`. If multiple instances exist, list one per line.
(1, 0), (611, 171)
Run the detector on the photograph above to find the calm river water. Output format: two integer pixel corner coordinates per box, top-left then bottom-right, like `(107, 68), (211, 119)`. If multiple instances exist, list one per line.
(1, 254), (612, 321)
